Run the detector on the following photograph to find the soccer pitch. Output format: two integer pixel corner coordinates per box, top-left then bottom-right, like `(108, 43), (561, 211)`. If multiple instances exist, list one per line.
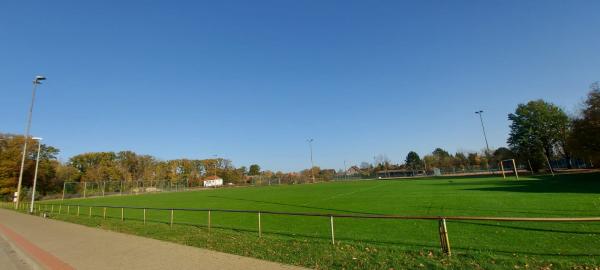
(61, 173), (600, 258)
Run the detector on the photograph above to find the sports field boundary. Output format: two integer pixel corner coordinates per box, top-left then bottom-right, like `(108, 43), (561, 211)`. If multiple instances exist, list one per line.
(4, 201), (600, 256)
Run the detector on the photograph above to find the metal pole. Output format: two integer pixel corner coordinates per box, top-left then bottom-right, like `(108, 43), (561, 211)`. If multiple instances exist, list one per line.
(208, 210), (211, 232)
(499, 161), (506, 179)
(475, 111), (490, 154)
(512, 159), (519, 180)
(103, 207), (106, 219)
(475, 111), (491, 173)
(330, 215), (335, 245)
(16, 80), (41, 210)
(307, 139), (315, 183)
(62, 182), (66, 201)
(528, 160), (534, 175)
(77, 205), (80, 216)
(143, 208), (146, 224)
(545, 154), (555, 176)
(121, 207), (124, 221)
(29, 140), (42, 213)
(89, 206), (92, 218)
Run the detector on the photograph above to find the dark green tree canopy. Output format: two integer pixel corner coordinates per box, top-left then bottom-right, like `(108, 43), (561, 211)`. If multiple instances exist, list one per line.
(569, 83), (600, 163)
(249, 164), (261, 176)
(405, 151), (421, 169)
(507, 100), (569, 157)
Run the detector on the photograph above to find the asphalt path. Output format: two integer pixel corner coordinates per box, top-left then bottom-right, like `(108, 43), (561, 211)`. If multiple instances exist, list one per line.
(0, 208), (306, 270)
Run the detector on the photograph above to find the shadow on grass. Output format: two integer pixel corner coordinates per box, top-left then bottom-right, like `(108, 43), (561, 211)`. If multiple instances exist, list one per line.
(451, 220), (600, 235)
(414, 205), (599, 217)
(457, 173), (600, 194)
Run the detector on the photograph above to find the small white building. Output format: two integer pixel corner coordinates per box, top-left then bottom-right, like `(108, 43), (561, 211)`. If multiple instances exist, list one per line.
(203, 177), (223, 187)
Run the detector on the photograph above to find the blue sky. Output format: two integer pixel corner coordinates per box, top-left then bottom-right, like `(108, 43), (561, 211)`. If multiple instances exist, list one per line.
(1, 1), (599, 171)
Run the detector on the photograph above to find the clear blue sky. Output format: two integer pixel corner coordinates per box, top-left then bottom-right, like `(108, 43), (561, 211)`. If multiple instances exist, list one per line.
(1, 1), (599, 171)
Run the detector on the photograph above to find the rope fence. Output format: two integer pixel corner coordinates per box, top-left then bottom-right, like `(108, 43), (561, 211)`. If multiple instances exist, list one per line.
(2, 201), (600, 255)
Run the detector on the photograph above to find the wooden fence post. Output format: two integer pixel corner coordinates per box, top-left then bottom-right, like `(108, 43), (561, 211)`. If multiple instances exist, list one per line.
(51, 205), (54, 214)
(330, 216), (335, 245)
(258, 212), (262, 238)
(208, 210), (211, 233)
(121, 207), (124, 221)
(103, 207), (106, 219)
(77, 205), (80, 216)
(67, 205), (70, 215)
(89, 206), (92, 218)
(170, 209), (174, 228)
(143, 208), (146, 225)
(439, 218), (451, 256)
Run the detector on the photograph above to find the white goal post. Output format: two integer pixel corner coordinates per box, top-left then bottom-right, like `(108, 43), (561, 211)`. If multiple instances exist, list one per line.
(499, 159), (519, 180)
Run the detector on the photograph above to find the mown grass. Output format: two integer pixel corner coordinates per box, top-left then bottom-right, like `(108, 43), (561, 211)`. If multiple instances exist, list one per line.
(38, 173), (600, 269)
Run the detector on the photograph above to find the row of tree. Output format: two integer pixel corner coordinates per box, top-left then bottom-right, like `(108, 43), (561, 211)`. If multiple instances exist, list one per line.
(0, 136), (267, 199)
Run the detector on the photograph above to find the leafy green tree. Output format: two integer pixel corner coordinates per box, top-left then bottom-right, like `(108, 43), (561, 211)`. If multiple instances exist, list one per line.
(405, 151), (421, 170)
(569, 83), (600, 166)
(248, 164), (261, 176)
(507, 100), (570, 170)
(454, 152), (469, 170)
(492, 147), (514, 164)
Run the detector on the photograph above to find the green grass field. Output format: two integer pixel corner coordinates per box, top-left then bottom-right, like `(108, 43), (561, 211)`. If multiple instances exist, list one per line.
(43, 173), (600, 269)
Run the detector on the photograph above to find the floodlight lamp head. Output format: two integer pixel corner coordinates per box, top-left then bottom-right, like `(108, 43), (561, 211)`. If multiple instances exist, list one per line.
(32, 137), (43, 141)
(475, 110), (483, 114)
(34, 76), (46, 84)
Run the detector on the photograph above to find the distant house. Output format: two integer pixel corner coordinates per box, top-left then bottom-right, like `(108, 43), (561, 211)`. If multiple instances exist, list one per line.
(203, 176), (223, 187)
(346, 166), (361, 176)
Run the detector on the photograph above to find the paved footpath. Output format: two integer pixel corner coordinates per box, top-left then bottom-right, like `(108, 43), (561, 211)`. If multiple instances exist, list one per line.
(0, 209), (307, 270)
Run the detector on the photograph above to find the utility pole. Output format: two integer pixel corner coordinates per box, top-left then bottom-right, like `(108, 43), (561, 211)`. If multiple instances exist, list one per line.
(16, 76), (46, 209)
(307, 139), (315, 183)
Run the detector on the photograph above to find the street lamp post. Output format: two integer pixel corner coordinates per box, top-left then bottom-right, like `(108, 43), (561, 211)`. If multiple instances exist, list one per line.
(475, 110), (492, 173)
(307, 139), (315, 183)
(16, 76), (46, 209)
(475, 110), (490, 154)
(29, 137), (43, 214)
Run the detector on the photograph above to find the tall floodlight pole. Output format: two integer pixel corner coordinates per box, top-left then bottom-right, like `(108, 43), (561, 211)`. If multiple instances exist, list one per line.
(29, 137), (43, 214)
(475, 110), (492, 173)
(475, 110), (490, 154)
(16, 75), (46, 209)
(307, 139), (315, 183)
(343, 160), (347, 181)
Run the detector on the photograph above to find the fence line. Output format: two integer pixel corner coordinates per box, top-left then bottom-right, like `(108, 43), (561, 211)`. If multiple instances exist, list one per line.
(2, 201), (600, 256)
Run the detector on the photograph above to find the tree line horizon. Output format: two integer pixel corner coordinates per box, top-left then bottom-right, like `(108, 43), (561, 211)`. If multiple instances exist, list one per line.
(1, 82), (599, 199)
